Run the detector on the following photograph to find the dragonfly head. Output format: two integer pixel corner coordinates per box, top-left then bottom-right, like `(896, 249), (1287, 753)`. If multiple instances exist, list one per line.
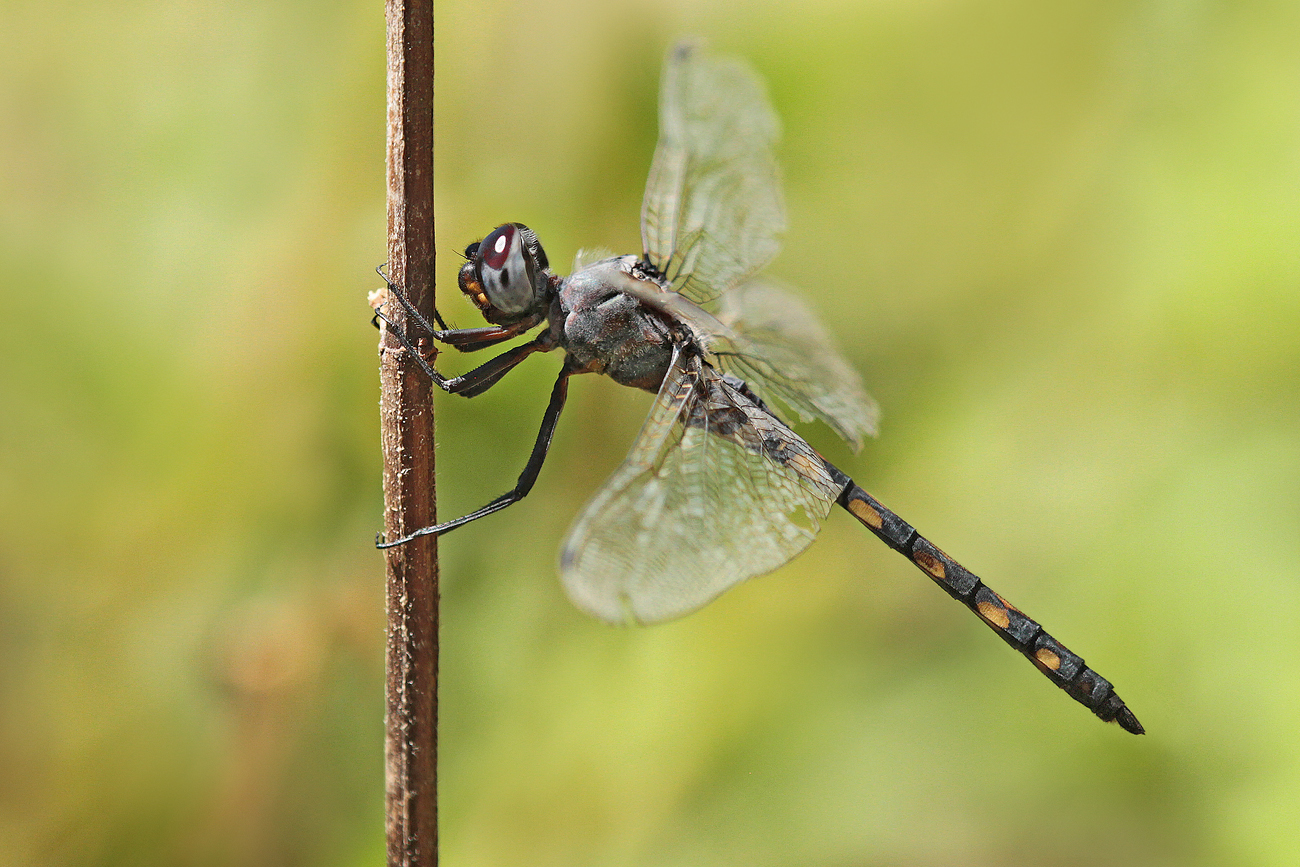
(458, 222), (551, 323)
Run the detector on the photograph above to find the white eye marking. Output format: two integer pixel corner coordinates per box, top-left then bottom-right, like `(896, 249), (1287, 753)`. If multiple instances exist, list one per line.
(494, 234), (508, 254)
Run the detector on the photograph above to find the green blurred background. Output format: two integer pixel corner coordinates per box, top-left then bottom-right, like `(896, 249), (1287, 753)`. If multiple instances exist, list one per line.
(3, 0), (1298, 864)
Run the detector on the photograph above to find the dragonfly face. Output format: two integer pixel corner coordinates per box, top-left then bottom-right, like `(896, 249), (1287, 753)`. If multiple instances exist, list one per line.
(376, 40), (1143, 735)
(457, 222), (553, 324)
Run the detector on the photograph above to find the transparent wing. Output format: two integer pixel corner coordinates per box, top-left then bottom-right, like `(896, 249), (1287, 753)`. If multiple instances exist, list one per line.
(604, 270), (880, 449)
(560, 350), (844, 624)
(634, 42), (878, 446)
(572, 247), (615, 271)
(713, 281), (880, 449)
(640, 40), (785, 308)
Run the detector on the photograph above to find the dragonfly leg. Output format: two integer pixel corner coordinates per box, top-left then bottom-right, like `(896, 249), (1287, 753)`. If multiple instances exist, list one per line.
(375, 301), (551, 397)
(376, 366), (575, 548)
(438, 334), (553, 398)
(374, 263), (451, 332)
(825, 464), (1144, 735)
(372, 265), (540, 352)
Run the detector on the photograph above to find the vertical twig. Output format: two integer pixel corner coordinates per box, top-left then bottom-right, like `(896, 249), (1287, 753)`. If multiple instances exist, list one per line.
(380, 0), (437, 864)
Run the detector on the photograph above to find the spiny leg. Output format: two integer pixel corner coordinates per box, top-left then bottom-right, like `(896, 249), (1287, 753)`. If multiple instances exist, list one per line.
(432, 334), (552, 398)
(372, 265), (538, 353)
(376, 365), (577, 548)
(825, 464), (1143, 734)
(374, 303), (549, 397)
(374, 263), (449, 333)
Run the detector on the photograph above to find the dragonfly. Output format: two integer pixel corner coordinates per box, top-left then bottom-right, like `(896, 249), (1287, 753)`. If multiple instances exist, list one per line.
(374, 41), (1143, 735)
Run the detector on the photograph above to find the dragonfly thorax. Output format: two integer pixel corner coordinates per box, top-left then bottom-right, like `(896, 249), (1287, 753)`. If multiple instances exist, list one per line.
(557, 257), (679, 393)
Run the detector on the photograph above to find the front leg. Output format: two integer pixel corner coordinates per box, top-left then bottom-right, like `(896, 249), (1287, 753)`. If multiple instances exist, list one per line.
(436, 334), (554, 398)
(373, 265), (540, 353)
(371, 262), (550, 396)
(377, 300), (552, 397)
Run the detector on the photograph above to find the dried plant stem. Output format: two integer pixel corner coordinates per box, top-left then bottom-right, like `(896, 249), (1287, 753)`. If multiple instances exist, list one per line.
(379, 0), (437, 863)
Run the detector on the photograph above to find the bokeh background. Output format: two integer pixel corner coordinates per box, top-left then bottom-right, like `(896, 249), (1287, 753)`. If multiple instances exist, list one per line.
(3, 0), (1299, 864)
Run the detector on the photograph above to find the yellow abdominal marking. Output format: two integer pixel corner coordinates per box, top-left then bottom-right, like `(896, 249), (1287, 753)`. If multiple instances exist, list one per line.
(977, 599), (1011, 629)
(1035, 648), (1062, 671)
(846, 497), (883, 529)
(914, 551), (945, 579)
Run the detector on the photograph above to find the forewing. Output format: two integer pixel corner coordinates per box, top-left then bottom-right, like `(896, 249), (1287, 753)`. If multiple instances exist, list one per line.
(606, 270), (880, 450)
(560, 352), (843, 624)
(640, 41), (785, 308)
(713, 281), (880, 449)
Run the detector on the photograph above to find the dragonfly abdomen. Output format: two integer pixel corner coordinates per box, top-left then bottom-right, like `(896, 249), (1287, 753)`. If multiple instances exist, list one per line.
(826, 468), (1144, 735)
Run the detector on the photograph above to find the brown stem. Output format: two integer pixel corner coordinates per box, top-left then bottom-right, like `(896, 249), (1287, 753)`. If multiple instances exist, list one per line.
(380, 0), (437, 863)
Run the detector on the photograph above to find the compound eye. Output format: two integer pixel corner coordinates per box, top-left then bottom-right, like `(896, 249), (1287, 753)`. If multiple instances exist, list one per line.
(476, 223), (538, 314)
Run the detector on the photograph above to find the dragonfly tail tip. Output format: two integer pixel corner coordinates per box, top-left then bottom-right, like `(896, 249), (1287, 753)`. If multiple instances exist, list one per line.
(1116, 707), (1145, 735)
